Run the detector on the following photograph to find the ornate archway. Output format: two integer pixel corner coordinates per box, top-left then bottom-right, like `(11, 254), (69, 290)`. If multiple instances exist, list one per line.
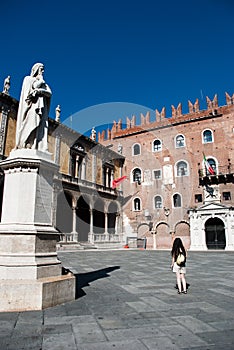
(93, 199), (105, 234)
(108, 202), (118, 234)
(155, 222), (171, 249)
(174, 221), (190, 250)
(76, 196), (90, 242)
(56, 190), (72, 234)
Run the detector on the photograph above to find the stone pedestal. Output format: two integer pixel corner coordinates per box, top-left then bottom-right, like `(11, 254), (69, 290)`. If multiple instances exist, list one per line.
(0, 149), (75, 312)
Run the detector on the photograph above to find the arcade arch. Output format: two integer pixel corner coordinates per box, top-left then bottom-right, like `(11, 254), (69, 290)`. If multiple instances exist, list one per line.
(108, 201), (118, 234)
(56, 191), (122, 244)
(76, 196), (90, 242)
(93, 199), (105, 234)
(56, 190), (73, 235)
(174, 221), (190, 249)
(155, 222), (171, 249)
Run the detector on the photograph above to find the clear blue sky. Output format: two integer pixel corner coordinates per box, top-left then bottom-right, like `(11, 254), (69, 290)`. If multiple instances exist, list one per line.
(1, 0), (234, 135)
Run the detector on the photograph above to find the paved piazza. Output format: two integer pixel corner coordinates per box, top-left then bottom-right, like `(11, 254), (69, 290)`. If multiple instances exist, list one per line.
(1, 250), (234, 349)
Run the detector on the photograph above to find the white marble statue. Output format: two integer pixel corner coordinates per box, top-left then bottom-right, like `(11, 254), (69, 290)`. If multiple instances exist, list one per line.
(117, 143), (123, 154)
(91, 127), (96, 141)
(15, 63), (52, 151)
(55, 105), (61, 122)
(3, 75), (10, 95)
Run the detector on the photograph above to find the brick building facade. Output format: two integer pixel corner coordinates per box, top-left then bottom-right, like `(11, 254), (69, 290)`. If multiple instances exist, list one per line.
(99, 93), (234, 250)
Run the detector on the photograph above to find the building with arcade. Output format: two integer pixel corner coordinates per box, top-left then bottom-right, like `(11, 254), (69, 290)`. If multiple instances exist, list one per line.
(0, 89), (125, 249)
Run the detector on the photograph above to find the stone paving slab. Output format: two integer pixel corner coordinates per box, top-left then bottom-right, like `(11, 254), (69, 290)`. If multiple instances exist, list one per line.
(0, 250), (234, 349)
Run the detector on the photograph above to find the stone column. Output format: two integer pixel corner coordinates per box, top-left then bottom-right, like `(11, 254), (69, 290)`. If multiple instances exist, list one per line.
(153, 232), (157, 250)
(71, 204), (78, 242)
(81, 157), (86, 180)
(104, 212), (108, 235)
(105, 168), (109, 187)
(89, 208), (94, 243)
(54, 132), (61, 165)
(115, 214), (119, 234)
(111, 169), (114, 188)
(92, 153), (96, 183)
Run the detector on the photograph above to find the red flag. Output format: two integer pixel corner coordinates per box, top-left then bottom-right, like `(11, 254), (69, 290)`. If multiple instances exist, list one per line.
(112, 175), (127, 189)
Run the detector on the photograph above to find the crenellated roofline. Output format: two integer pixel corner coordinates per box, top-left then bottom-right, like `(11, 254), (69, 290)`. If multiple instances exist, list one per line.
(98, 92), (234, 141)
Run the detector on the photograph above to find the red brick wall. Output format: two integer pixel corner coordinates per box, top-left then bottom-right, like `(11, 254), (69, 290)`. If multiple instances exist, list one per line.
(100, 95), (234, 249)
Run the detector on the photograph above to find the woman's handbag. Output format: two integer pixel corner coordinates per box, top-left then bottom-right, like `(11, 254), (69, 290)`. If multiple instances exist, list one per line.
(176, 252), (185, 266)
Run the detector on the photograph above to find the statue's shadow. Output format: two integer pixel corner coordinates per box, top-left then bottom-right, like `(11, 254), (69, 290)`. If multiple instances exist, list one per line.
(74, 266), (120, 298)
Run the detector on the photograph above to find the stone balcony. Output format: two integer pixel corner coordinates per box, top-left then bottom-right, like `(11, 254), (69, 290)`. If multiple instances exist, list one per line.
(60, 173), (122, 196)
(199, 164), (234, 186)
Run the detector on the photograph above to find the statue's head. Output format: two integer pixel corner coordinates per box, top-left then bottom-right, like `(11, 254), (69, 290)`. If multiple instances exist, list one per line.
(30, 63), (44, 77)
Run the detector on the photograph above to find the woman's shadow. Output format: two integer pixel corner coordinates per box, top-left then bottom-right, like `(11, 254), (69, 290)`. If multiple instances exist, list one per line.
(64, 266), (120, 298)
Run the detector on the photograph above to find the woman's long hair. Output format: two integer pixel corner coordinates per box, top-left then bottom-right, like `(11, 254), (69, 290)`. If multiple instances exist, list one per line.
(171, 237), (186, 259)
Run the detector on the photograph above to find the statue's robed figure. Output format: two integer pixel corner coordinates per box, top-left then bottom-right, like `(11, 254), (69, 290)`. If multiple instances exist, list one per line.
(15, 63), (51, 151)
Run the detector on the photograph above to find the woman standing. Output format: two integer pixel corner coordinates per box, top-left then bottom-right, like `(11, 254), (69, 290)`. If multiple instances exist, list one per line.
(171, 237), (187, 294)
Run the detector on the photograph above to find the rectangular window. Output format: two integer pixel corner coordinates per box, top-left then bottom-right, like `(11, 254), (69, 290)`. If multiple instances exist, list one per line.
(195, 194), (202, 203)
(153, 169), (162, 180)
(223, 192), (231, 201)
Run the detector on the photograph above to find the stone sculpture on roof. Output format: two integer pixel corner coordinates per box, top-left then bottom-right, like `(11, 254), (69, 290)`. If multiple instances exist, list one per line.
(2, 75), (10, 95)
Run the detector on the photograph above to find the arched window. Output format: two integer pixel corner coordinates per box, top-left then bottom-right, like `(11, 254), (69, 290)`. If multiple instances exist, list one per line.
(132, 143), (141, 156)
(152, 139), (162, 152)
(133, 198), (141, 211)
(173, 193), (182, 208)
(204, 157), (217, 175)
(175, 134), (185, 148)
(203, 129), (213, 143)
(132, 168), (142, 184)
(176, 161), (188, 176)
(154, 195), (162, 209)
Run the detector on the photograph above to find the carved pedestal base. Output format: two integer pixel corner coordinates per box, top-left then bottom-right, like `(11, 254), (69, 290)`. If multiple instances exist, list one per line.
(0, 150), (76, 312)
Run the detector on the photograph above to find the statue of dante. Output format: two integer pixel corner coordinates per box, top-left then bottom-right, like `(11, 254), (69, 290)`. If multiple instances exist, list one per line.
(15, 63), (52, 151)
